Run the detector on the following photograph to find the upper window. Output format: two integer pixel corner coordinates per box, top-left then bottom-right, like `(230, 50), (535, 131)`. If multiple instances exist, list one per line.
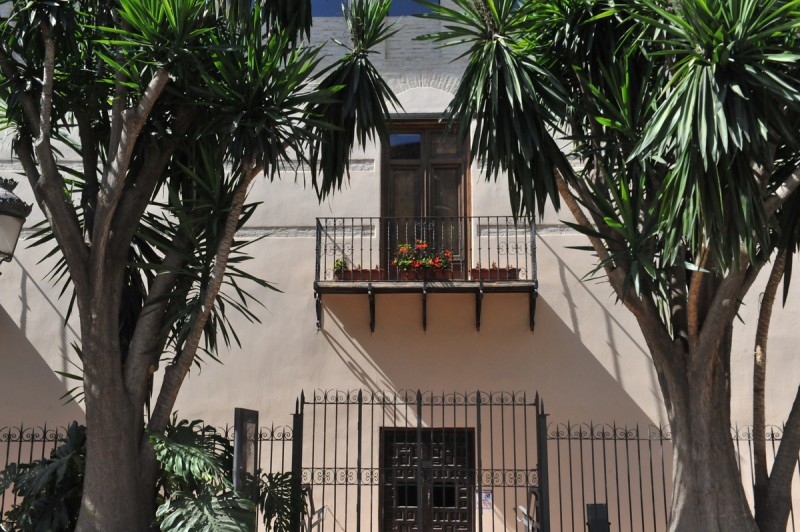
(383, 126), (466, 221)
(312, 0), (436, 17)
(381, 121), (470, 263)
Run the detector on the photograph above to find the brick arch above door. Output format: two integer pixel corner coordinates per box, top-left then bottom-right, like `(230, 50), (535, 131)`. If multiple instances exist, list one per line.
(389, 72), (461, 95)
(390, 74), (460, 114)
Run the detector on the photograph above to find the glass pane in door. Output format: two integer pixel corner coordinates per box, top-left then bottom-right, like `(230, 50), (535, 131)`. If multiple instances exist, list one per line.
(430, 131), (459, 157)
(390, 133), (422, 159)
(429, 166), (463, 256)
(388, 166), (422, 263)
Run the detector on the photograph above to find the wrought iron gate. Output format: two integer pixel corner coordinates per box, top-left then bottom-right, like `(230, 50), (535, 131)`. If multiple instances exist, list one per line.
(290, 390), (550, 532)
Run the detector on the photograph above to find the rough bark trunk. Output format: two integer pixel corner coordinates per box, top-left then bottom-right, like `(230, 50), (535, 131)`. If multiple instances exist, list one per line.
(666, 343), (758, 532)
(139, 442), (161, 531)
(753, 250), (786, 529)
(76, 321), (149, 531)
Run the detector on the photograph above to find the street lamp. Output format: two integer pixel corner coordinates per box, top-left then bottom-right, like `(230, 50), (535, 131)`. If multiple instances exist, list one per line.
(0, 178), (32, 263)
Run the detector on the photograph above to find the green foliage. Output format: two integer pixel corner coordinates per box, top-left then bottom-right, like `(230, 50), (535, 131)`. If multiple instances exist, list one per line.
(0, 0), (397, 378)
(156, 491), (255, 532)
(214, 0), (312, 41)
(0, 0), (396, 527)
(258, 472), (304, 532)
(631, 0), (800, 269)
(0, 423), (85, 531)
(152, 419), (307, 532)
(417, 0), (572, 219)
(309, 0), (402, 199)
(138, 143), (272, 368)
(152, 419), (255, 532)
(152, 418), (236, 494)
(153, 419), (306, 532)
(421, 0), (800, 307)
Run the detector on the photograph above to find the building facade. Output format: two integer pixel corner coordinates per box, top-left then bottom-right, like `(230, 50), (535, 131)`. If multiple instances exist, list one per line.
(0, 2), (798, 530)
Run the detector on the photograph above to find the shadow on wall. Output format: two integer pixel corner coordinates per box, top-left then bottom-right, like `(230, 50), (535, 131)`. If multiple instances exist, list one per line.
(320, 293), (656, 425)
(538, 235), (661, 421)
(0, 305), (84, 427)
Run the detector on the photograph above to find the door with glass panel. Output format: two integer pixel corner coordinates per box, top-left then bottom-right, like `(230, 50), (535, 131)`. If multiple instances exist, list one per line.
(382, 123), (469, 274)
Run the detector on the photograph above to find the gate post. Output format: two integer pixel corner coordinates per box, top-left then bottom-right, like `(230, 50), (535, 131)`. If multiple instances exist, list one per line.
(290, 392), (305, 532)
(475, 391), (484, 532)
(415, 390), (424, 531)
(232, 408), (259, 500)
(536, 396), (551, 532)
(356, 390), (363, 532)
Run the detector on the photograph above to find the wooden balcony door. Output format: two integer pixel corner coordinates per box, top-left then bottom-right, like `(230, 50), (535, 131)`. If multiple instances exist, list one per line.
(382, 122), (469, 267)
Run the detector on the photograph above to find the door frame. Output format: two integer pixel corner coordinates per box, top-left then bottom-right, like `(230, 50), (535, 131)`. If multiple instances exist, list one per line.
(379, 426), (477, 532)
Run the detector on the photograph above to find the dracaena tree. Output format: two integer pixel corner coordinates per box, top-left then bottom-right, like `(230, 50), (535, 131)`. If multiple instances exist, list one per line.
(0, 0), (398, 529)
(413, 0), (800, 530)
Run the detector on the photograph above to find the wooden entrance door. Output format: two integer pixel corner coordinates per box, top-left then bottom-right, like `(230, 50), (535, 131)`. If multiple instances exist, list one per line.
(380, 428), (475, 532)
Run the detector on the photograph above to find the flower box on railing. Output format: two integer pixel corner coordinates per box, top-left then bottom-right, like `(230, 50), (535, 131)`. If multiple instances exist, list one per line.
(393, 263), (464, 281)
(471, 267), (519, 281)
(334, 268), (386, 281)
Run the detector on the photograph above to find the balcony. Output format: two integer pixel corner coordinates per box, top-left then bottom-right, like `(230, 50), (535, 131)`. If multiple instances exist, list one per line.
(313, 217), (538, 331)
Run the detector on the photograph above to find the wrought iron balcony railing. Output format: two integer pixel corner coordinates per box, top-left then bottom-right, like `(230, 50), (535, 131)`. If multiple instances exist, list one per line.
(315, 216), (537, 284)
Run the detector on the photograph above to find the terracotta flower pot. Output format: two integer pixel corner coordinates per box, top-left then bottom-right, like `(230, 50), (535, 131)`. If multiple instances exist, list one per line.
(470, 267), (519, 281)
(335, 268), (385, 281)
(396, 269), (418, 281)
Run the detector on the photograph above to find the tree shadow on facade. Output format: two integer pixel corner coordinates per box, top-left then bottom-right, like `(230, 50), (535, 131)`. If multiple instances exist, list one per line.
(320, 293), (658, 425)
(0, 305), (84, 426)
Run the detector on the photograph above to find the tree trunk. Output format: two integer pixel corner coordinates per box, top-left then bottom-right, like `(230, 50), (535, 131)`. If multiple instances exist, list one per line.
(753, 250), (787, 530)
(666, 346), (758, 532)
(139, 440), (161, 530)
(76, 324), (149, 531)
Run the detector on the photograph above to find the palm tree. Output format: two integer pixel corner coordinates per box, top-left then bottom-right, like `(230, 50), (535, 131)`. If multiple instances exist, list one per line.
(0, 0), (399, 529)
(415, 0), (800, 530)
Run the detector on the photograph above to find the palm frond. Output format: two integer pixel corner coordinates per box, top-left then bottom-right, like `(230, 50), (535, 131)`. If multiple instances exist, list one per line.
(417, 0), (571, 219)
(309, 0), (402, 199)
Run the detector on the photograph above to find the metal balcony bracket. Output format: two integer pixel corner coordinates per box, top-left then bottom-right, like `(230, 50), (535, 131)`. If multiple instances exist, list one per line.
(475, 284), (484, 332)
(422, 283), (428, 331)
(315, 290), (322, 331)
(529, 288), (538, 333)
(368, 284), (376, 333)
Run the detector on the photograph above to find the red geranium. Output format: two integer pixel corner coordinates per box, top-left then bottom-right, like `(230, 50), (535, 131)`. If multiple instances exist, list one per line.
(394, 241), (453, 272)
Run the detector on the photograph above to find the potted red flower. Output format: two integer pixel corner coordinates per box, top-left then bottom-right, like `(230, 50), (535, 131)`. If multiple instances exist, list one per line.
(392, 241), (456, 280)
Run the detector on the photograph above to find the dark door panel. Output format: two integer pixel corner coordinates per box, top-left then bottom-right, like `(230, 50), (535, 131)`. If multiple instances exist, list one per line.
(381, 428), (475, 532)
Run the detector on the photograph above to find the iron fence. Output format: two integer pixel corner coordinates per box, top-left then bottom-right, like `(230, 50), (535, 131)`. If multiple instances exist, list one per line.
(290, 389), (548, 532)
(0, 425), (66, 514)
(547, 423), (671, 532)
(3, 418), (799, 532)
(547, 422), (800, 532)
(315, 216), (537, 282)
